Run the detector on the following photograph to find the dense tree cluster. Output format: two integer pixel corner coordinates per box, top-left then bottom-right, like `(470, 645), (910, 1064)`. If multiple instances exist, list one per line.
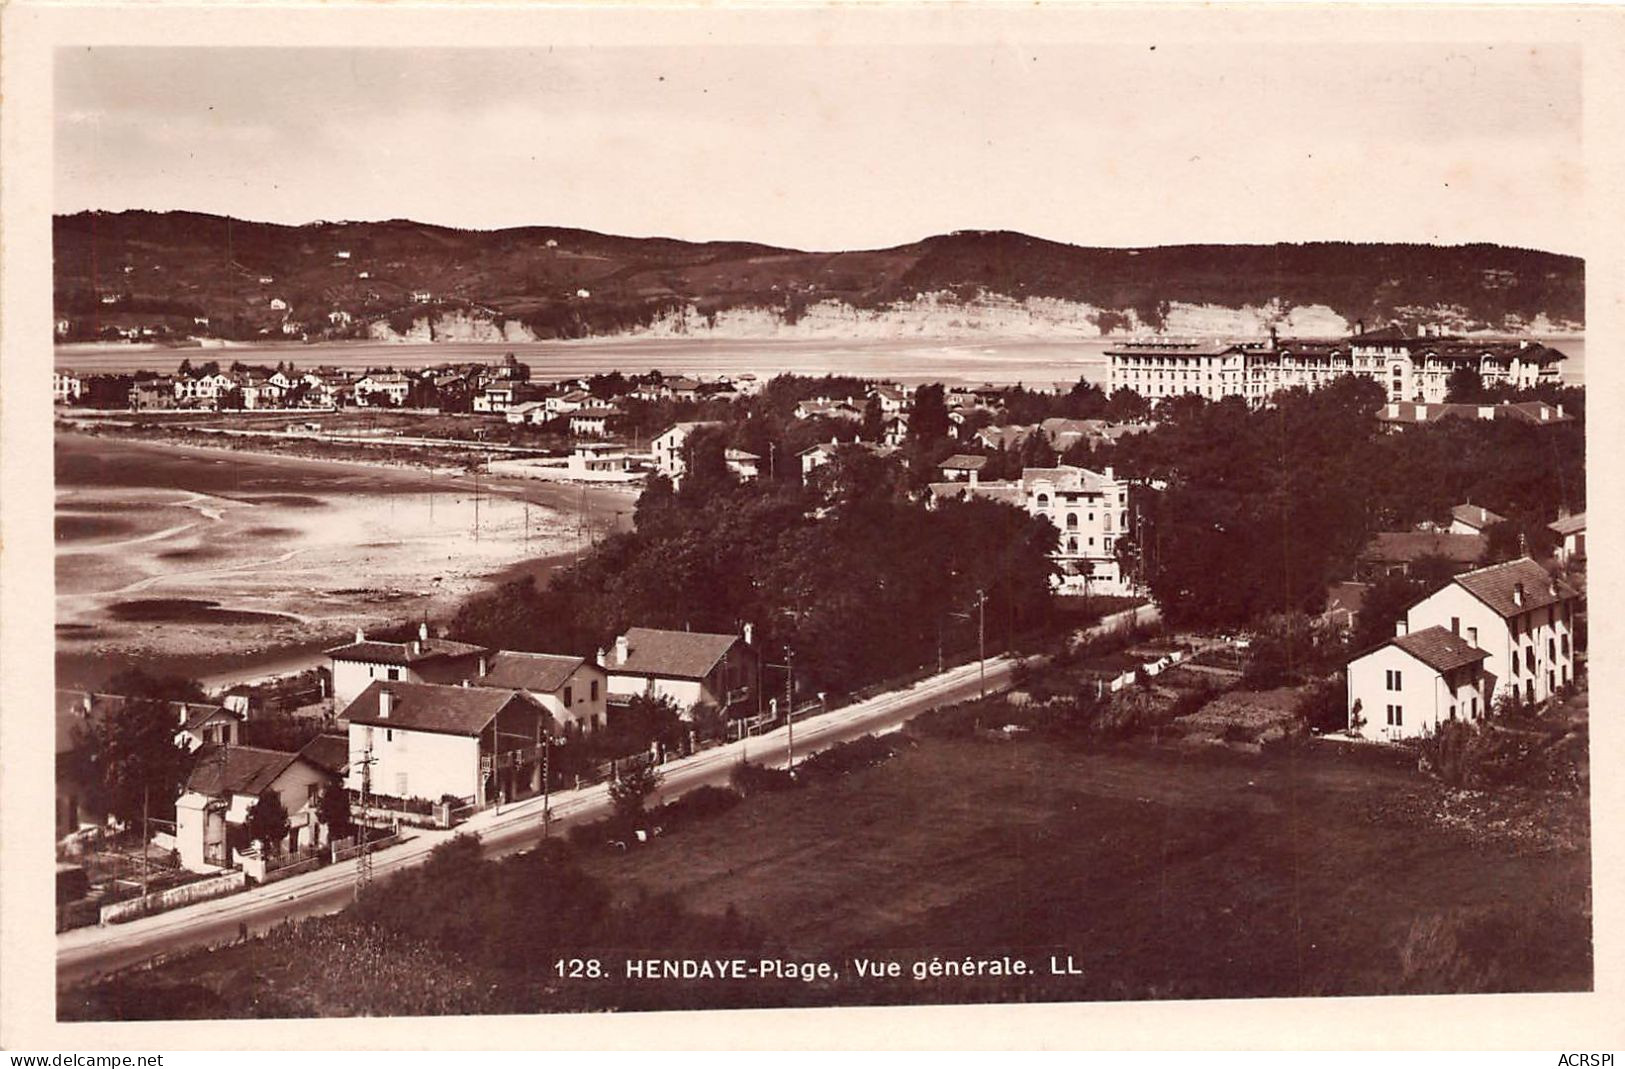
(1109, 379), (1584, 629)
(453, 446), (1059, 699)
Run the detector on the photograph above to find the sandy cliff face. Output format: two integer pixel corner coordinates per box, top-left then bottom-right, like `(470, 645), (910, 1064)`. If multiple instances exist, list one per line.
(369, 310), (541, 344)
(363, 293), (1575, 344)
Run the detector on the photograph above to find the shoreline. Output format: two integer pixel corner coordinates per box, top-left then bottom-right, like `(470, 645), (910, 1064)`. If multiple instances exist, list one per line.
(55, 429), (637, 691)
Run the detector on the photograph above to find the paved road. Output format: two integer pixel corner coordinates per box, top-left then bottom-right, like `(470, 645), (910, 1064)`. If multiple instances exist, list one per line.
(56, 653), (1017, 988)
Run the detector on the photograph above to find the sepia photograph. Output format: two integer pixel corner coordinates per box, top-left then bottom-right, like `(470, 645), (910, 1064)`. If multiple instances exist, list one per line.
(3, 0), (1622, 1052)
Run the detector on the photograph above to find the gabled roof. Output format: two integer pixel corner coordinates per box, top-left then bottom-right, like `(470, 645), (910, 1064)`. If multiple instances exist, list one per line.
(324, 636), (489, 667)
(1549, 511), (1586, 536)
(1452, 556), (1578, 618)
(1450, 504), (1507, 531)
(298, 733), (352, 777)
(477, 651), (591, 695)
(178, 703), (237, 733)
(655, 420), (723, 439)
(341, 680), (544, 736)
(1391, 626), (1490, 674)
(611, 628), (743, 680)
(1325, 580), (1370, 617)
(186, 745), (321, 797)
(724, 448), (760, 462)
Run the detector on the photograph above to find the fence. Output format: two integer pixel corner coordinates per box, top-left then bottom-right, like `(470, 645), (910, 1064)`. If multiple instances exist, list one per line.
(100, 870), (247, 925)
(329, 831), (402, 865)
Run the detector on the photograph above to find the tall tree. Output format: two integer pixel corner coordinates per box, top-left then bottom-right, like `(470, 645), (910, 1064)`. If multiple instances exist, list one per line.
(245, 791), (291, 857)
(908, 383), (951, 443)
(86, 697), (192, 827)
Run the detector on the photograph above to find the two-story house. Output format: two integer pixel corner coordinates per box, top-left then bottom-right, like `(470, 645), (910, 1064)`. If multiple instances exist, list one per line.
(651, 421), (723, 484)
(326, 624), (492, 709)
(174, 745), (335, 871)
(601, 628), (756, 718)
(1345, 624), (1489, 741)
(341, 681), (550, 807)
(472, 651), (608, 740)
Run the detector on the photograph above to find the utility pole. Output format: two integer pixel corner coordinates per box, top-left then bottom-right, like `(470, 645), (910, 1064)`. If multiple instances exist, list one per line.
(976, 589), (987, 699)
(141, 785), (150, 899)
(951, 589), (989, 699)
(354, 738), (376, 897)
(766, 647), (796, 772)
(541, 733), (551, 838)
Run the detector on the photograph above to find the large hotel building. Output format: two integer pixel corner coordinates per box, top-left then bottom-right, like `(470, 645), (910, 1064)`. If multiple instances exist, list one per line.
(1105, 324), (1567, 405)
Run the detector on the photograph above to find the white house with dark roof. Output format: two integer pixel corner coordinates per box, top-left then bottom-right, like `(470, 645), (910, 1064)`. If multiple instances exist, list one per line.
(600, 627), (757, 717)
(326, 623), (492, 709)
(1549, 511), (1586, 566)
(1400, 557), (1579, 706)
(174, 745), (335, 872)
(724, 448), (761, 481)
(652, 421), (724, 483)
(1448, 503), (1507, 536)
(341, 681), (550, 807)
(472, 651), (607, 739)
(1346, 625), (1489, 741)
(939, 454), (989, 483)
(174, 702), (244, 753)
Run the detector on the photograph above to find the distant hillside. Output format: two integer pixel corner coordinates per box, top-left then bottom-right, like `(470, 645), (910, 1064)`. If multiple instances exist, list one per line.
(53, 211), (1585, 344)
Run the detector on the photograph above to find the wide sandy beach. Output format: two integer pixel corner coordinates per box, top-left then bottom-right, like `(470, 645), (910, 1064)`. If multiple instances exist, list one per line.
(55, 431), (635, 688)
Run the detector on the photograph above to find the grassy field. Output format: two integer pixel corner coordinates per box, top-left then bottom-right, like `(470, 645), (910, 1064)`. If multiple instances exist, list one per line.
(571, 736), (1590, 1003)
(61, 728), (1591, 1018)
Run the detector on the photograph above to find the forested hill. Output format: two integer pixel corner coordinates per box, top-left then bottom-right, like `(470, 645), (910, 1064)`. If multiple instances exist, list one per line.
(54, 210), (1585, 343)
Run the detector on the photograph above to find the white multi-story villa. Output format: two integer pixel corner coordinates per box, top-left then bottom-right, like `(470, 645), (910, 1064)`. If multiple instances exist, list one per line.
(1106, 325), (1567, 405)
(928, 464), (1135, 596)
(53, 371), (84, 404)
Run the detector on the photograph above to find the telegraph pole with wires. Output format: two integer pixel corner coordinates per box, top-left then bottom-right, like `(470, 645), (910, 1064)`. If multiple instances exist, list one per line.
(542, 732), (551, 838)
(766, 647), (796, 772)
(952, 589), (989, 699)
(353, 738), (377, 897)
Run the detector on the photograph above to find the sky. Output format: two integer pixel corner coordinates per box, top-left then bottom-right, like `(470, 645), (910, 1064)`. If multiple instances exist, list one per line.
(54, 43), (1584, 254)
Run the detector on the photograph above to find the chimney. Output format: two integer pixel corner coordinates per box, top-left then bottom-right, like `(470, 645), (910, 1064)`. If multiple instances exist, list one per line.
(412, 638), (422, 655)
(355, 627), (365, 644)
(743, 623), (754, 646)
(595, 646), (607, 668)
(1513, 582), (1525, 608)
(1355, 318), (1365, 336)
(478, 654), (489, 676)
(378, 689), (392, 719)
(419, 621), (430, 642)
(1467, 626), (1478, 646)
(1396, 619), (1408, 637)
(1557, 404), (1565, 417)
(177, 703), (189, 726)
(1268, 325), (1278, 350)
(615, 634), (630, 666)
(968, 468), (979, 488)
